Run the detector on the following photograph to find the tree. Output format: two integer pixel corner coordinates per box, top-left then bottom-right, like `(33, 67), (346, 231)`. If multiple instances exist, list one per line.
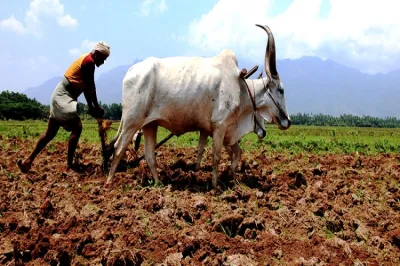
(0, 91), (49, 120)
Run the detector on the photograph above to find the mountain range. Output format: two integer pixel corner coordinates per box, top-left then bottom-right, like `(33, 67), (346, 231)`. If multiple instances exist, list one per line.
(24, 56), (400, 118)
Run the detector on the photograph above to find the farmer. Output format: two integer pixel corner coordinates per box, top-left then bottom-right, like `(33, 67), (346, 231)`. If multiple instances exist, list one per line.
(17, 41), (110, 173)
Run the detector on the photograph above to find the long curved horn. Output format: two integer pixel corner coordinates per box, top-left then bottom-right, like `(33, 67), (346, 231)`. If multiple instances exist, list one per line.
(255, 24), (279, 80)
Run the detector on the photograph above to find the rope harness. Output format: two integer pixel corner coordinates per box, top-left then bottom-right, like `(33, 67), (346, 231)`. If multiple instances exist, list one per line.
(241, 76), (266, 136)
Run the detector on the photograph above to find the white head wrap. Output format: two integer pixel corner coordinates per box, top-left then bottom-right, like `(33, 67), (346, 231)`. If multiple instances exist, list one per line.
(93, 41), (110, 57)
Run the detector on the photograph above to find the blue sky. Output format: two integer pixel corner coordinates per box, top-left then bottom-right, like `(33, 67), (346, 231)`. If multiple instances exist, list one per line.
(1, 0), (400, 92)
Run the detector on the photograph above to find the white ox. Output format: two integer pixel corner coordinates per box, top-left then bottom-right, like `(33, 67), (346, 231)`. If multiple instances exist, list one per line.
(131, 69), (266, 171)
(106, 24), (291, 188)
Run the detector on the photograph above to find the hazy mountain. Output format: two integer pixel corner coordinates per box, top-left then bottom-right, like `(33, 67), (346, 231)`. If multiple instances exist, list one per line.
(24, 56), (400, 118)
(24, 76), (61, 105)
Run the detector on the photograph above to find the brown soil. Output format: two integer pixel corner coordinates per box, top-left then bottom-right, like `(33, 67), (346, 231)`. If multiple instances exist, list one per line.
(1, 137), (400, 265)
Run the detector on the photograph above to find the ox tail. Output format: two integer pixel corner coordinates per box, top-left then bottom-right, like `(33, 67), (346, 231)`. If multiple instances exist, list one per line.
(102, 119), (123, 173)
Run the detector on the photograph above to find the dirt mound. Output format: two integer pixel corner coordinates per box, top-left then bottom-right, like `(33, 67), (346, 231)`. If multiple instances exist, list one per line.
(0, 137), (399, 265)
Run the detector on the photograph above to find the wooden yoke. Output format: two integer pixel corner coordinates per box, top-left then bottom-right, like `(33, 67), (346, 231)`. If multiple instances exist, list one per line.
(239, 65), (259, 79)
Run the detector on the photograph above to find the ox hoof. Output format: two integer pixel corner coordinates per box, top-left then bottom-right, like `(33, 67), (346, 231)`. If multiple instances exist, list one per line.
(17, 159), (31, 173)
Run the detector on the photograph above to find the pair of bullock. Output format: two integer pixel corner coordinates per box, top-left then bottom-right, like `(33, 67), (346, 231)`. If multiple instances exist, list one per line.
(104, 24), (291, 188)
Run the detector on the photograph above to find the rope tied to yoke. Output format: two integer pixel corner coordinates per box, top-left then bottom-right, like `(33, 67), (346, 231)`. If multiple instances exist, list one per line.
(239, 67), (265, 134)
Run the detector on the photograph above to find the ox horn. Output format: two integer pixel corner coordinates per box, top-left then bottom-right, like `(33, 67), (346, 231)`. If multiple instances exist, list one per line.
(256, 24), (279, 80)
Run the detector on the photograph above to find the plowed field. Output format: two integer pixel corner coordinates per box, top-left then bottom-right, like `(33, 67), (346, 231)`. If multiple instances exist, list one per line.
(1, 136), (400, 265)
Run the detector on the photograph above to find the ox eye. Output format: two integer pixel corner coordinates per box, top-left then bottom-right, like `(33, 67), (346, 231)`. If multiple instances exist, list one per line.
(277, 88), (284, 95)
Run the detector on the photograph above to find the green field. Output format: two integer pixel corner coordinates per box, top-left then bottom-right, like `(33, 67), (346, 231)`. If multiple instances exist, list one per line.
(1, 120), (400, 154)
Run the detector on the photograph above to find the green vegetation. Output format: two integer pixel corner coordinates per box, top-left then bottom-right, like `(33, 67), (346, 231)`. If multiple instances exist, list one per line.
(1, 120), (400, 154)
(1, 92), (400, 154)
(3, 91), (400, 127)
(0, 91), (49, 120)
(291, 113), (400, 128)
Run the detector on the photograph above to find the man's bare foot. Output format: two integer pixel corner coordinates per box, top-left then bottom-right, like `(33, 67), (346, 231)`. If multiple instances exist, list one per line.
(17, 159), (31, 173)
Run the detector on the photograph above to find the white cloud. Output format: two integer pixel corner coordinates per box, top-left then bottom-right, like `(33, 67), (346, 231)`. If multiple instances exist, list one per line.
(69, 39), (97, 57)
(138, 0), (168, 17)
(57, 14), (78, 29)
(0, 15), (26, 34)
(0, 0), (78, 36)
(188, 0), (400, 74)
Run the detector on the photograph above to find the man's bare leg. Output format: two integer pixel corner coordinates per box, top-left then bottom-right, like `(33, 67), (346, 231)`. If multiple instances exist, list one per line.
(17, 118), (60, 173)
(66, 117), (83, 170)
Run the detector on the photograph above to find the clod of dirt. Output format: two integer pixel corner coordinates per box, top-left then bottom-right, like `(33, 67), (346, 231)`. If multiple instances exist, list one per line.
(288, 171), (307, 189)
(81, 243), (98, 258)
(371, 236), (385, 250)
(163, 252), (183, 266)
(182, 210), (194, 225)
(32, 235), (50, 258)
(0, 239), (13, 261)
(332, 237), (352, 257)
(314, 181), (323, 191)
(159, 233), (177, 248)
(17, 220), (31, 234)
(212, 214), (244, 237)
(355, 223), (370, 242)
(221, 193), (238, 203)
(0, 255), (9, 265)
(313, 204), (328, 217)
(59, 216), (78, 234)
(353, 260), (365, 266)
(352, 193), (364, 205)
(0, 201), (8, 213)
(196, 250), (209, 262)
(170, 159), (187, 171)
(273, 249), (283, 259)
(56, 250), (71, 266)
(193, 197), (206, 210)
(243, 228), (257, 239)
(158, 208), (174, 223)
(40, 199), (54, 218)
(389, 228), (400, 249)
(8, 218), (18, 231)
(238, 217), (265, 236)
(80, 204), (103, 218)
(76, 235), (93, 255)
(325, 217), (344, 233)
(224, 254), (258, 266)
(295, 256), (324, 266)
(144, 195), (164, 212)
(181, 239), (200, 258)
(105, 250), (143, 266)
(203, 254), (226, 266)
(312, 167), (325, 176)
(233, 188), (251, 202)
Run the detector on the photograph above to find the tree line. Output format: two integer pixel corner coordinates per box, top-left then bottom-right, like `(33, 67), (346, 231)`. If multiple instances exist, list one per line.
(0, 91), (48, 120)
(290, 113), (400, 128)
(1, 90), (400, 128)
